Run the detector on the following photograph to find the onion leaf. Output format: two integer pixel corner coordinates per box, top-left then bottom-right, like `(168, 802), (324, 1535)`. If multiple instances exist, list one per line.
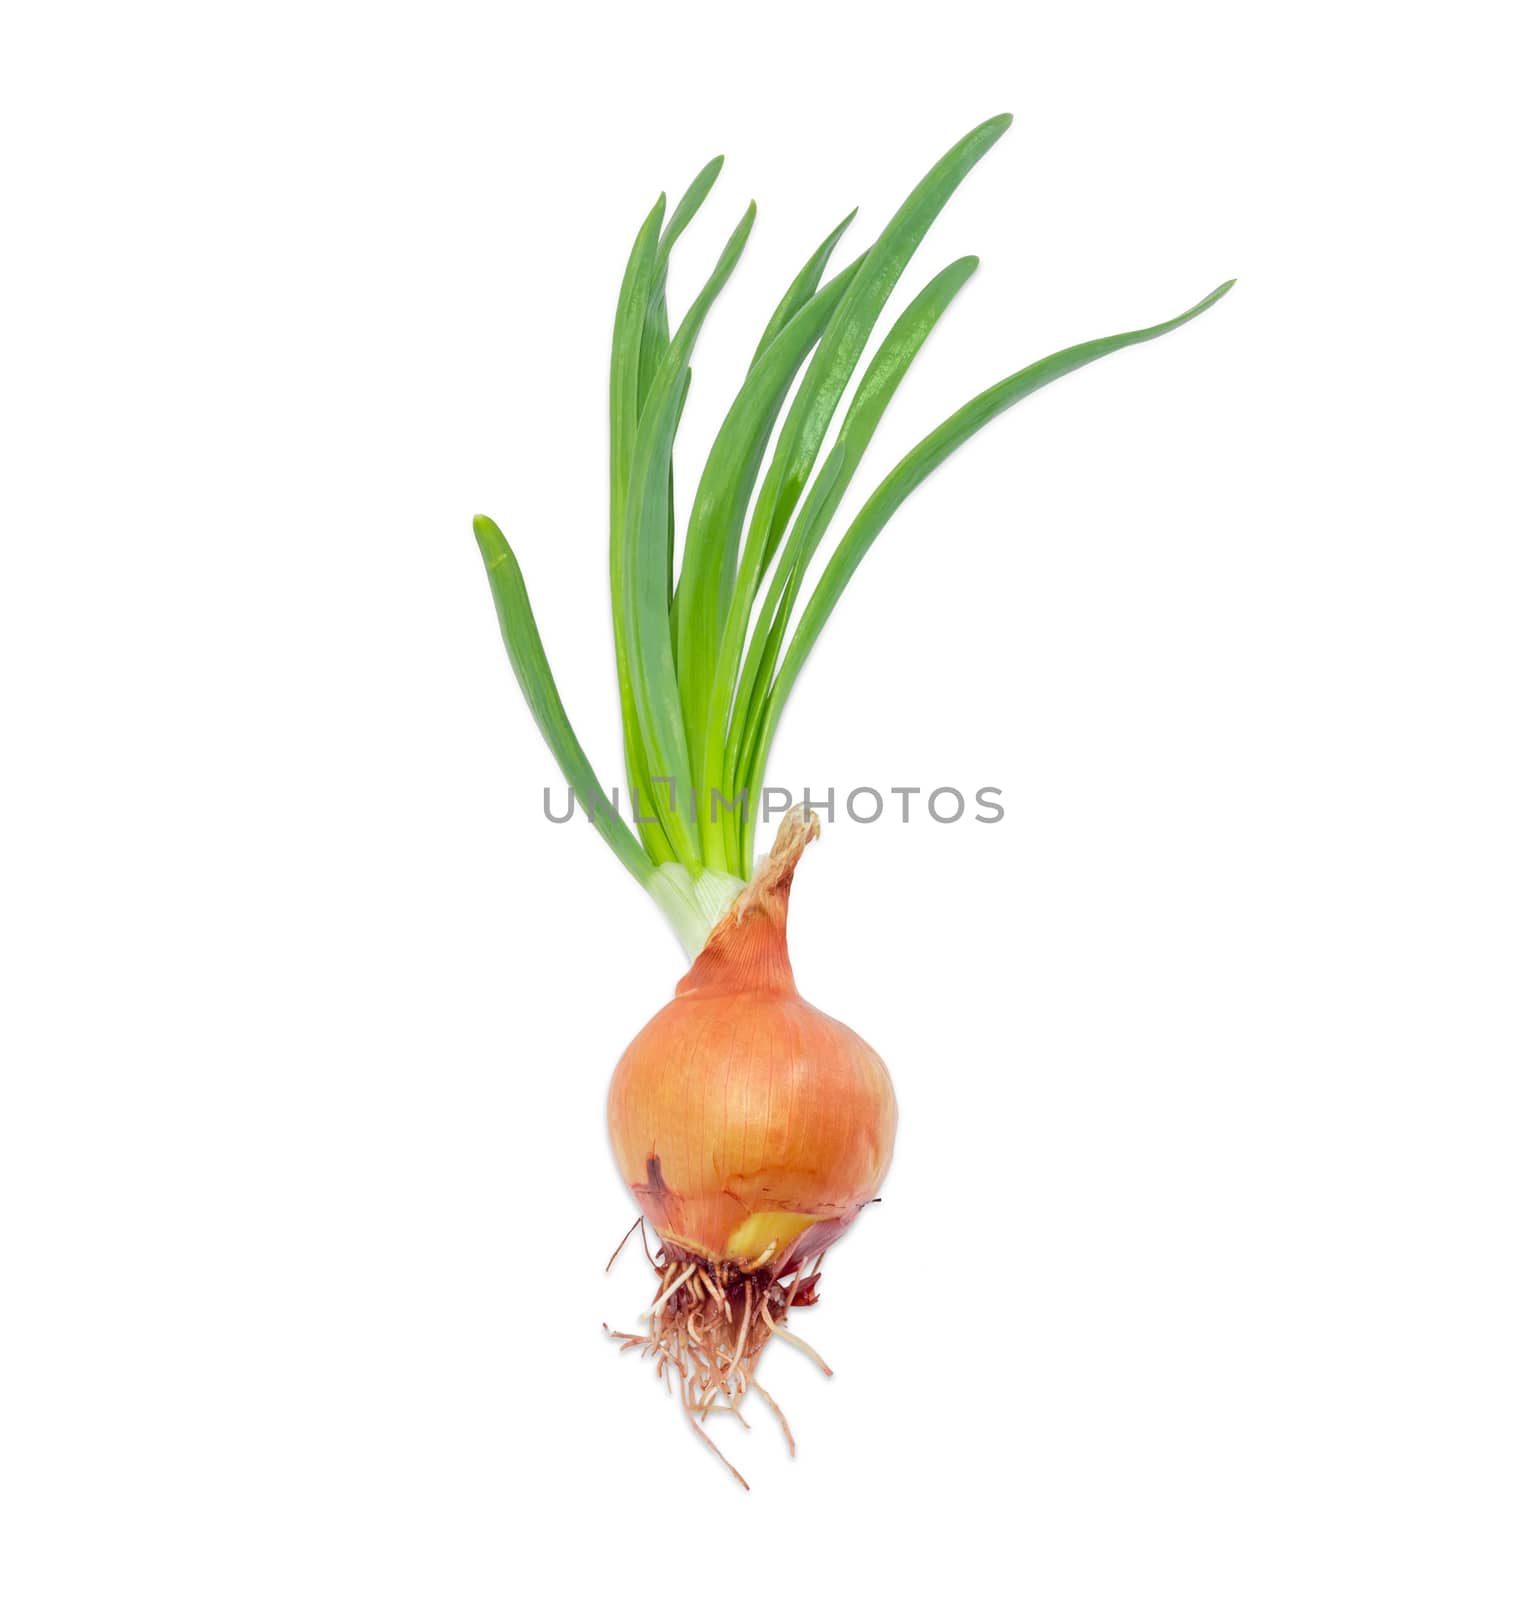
(624, 204), (757, 870)
(701, 113), (1013, 870)
(674, 253), (868, 860)
(746, 114), (1010, 590)
(645, 157), (726, 630)
(473, 516), (653, 884)
(609, 196), (670, 862)
(640, 156), (727, 413)
(737, 279), (1239, 859)
(725, 254), (982, 834)
(749, 207), (859, 369)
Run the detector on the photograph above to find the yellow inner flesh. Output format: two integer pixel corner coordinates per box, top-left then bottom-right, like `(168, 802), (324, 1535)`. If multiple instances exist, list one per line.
(724, 1208), (820, 1263)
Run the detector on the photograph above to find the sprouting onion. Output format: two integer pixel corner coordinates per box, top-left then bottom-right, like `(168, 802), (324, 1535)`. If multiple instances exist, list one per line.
(472, 113), (1231, 1484)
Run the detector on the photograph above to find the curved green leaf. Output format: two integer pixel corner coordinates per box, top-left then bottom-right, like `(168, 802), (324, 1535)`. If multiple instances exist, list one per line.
(473, 515), (652, 884)
(725, 254), (981, 829)
(701, 114), (1012, 871)
(749, 207), (859, 369)
(740, 279), (1238, 858)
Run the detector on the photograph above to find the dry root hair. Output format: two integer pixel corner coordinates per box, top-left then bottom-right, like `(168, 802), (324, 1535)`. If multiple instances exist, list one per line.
(605, 1220), (831, 1490)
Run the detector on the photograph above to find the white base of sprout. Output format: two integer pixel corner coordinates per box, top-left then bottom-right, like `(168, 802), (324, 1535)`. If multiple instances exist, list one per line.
(646, 865), (747, 958)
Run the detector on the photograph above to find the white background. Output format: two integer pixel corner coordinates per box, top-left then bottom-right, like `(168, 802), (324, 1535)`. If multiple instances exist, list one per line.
(2, 1), (1535, 1594)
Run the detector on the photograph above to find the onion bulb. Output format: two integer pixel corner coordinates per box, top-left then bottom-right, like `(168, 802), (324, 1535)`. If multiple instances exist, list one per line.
(605, 808), (895, 1482)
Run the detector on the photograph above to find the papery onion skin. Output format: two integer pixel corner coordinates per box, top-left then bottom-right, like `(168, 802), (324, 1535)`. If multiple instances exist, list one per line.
(607, 812), (896, 1272)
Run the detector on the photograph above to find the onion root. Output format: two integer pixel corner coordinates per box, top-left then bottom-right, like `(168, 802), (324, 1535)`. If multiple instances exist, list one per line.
(606, 1238), (828, 1489)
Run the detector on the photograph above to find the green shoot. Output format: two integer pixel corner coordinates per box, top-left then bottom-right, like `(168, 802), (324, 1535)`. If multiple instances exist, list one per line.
(473, 115), (1233, 954)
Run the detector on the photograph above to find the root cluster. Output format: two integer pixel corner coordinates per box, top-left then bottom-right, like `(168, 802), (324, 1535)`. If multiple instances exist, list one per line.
(605, 1223), (830, 1490)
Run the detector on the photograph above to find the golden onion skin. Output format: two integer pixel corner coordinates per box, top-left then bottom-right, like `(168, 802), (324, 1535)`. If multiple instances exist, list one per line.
(606, 814), (896, 1272)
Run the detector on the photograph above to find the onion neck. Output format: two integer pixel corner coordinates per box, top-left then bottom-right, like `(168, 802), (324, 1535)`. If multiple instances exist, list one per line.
(675, 806), (820, 997)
